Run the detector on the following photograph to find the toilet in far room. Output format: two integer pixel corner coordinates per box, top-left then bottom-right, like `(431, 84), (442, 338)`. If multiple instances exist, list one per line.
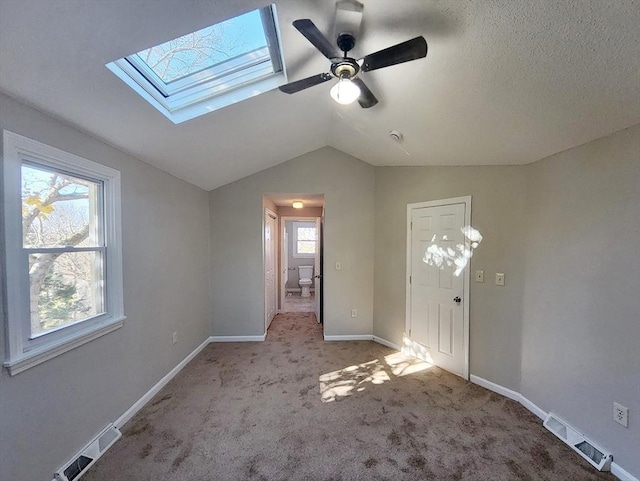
(298, 265), (313, 298)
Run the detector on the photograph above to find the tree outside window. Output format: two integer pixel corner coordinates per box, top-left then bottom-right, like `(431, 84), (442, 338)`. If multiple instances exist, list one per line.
(22, 164), (105, 337)
(294, 222), (316, 257)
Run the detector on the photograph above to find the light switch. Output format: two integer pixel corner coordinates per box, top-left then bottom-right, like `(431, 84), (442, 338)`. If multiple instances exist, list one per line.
(495, 273), (505, 286)
(335, 261), (342, 271)
(475, 270), (484, 283)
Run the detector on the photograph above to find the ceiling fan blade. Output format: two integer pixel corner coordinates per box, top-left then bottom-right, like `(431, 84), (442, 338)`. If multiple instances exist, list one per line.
(279, 73), (333, 94)
(352, 77), (378, 108)
(293, 19), (340, 60)
(360, 36), (427, 72)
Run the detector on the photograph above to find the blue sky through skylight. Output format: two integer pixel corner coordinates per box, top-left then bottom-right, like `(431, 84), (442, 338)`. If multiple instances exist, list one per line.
(136, 9), (268, 84)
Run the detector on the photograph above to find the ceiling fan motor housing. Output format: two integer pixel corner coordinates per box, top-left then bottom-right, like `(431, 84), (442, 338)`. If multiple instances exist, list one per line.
(331, 59), (359, 79)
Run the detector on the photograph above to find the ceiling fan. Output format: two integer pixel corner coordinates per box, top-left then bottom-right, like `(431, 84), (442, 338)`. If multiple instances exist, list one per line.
(278, 18), (427, 108)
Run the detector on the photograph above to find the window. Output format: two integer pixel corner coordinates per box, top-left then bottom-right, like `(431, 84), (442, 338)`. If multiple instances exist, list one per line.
(2, 131), (124, 375)
(293, 221), (317, 258)
(106, 5), (286, 123)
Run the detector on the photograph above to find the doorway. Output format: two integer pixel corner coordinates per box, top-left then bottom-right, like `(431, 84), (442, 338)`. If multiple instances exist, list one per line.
(280, 216), (321, 319)
(263, 194), (325, 333)
(406, 196), (471, 379)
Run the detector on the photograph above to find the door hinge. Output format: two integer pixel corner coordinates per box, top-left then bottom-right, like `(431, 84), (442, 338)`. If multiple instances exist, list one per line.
(410, 221), (413, 230)
(409, 275), (412, 284)
(409, 328), (412, 336)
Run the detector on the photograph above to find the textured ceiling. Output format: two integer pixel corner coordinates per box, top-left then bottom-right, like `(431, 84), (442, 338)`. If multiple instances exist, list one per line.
(1, 0), (638, 191)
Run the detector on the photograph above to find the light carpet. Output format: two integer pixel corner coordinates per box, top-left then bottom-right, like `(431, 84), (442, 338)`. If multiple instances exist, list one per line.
(83, 312), (616, 480)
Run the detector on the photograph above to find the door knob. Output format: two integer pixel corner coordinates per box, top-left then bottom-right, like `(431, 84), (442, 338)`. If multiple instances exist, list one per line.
(453, 296), (461, 304)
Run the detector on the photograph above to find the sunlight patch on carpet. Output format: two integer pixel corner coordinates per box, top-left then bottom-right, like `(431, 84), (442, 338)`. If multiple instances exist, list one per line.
(384, 352), (433, 377)
(319, 359), (390, 403)
(401, 333), (435, 365)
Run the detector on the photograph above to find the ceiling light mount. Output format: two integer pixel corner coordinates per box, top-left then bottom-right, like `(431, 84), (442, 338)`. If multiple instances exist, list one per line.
(336, 33), (356, 54)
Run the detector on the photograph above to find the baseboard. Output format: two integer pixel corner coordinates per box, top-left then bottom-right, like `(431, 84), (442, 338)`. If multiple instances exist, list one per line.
(372, 335), (402, 351)
(611, 463), (639, 481)
(470, 374), (521, 403)
(322, 334), (402, 352)
(470, 375), (637, 481)
(517, 392), (547, 420)
(114, 336), (210, 428)
(324, 334), (373, 341)
(210, 334), (266, 342)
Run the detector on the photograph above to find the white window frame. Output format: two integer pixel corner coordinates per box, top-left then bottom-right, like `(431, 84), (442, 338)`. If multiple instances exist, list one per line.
(292, 221), (317, 258)
(2, 131), (125, 375)
(105, 4), (287, 124)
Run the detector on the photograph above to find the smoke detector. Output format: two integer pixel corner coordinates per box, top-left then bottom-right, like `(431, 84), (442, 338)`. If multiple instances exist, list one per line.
(389, 130), (403, 142)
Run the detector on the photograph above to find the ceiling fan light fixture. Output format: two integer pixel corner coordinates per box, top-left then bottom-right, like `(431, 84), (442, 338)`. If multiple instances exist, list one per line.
(330, 78), (361, 105)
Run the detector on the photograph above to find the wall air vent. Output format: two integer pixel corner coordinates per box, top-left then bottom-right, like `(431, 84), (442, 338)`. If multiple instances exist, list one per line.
(54, 424), (121, 481)
(543, 413), (612, 471)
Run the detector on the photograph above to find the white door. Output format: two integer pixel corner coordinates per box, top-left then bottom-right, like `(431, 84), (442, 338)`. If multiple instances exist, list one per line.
(314, 217), (322, 323)
(408, 201), (467, 377)
(264, 210), (277, 330)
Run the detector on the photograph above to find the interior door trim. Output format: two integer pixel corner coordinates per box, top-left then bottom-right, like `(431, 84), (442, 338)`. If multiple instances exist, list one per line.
(405, 196), (472, 379)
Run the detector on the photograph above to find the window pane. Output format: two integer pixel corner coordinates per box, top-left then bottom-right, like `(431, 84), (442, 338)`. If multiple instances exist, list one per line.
(297, 241), (316, 254)
(28, 251), (104, 337)
(297, 227), (316, 241)
(22, 164), (101, 248)
(135, 9), (268, 84)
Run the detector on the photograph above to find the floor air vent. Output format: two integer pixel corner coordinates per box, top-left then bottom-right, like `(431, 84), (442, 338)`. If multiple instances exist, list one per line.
(543, 413), (612, 471)
(54, 424), (121, 481)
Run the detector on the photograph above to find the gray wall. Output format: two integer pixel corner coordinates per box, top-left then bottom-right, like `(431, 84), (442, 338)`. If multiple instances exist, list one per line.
(0, 93), (211, 481)
(209, 147), (375, 337)
(1, 89), (638, 479)
(373, 166), (528, 391)
(520, 125), (640, 475)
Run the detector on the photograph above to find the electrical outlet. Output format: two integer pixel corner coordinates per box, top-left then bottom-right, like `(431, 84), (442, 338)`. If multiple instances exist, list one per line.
(613, 402), (628, 427)
(495, 273), (505, 286)
(351, 309), (357, 318)
(335, 261), (342, 271)
(475, 270), (484, 283)
(172, 331), (178, 345)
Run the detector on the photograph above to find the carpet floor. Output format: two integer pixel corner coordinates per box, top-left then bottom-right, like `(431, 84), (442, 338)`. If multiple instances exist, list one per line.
(83, 313), (616, 480)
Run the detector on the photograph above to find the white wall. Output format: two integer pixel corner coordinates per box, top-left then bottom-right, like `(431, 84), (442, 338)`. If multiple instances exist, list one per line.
(209, 147), (374, 337)
(521, 125), (640, 476)
(0, 93), (211, 481)
(373, 166), (528, 391)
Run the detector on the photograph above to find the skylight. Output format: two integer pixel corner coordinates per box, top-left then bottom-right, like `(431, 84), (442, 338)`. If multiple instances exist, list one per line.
(106, 5), (285, 124)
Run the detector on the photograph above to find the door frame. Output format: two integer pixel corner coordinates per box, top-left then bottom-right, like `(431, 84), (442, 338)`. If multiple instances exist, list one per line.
(279, 215), (322, 319)
(264, 208), (278, 332)
(405, 196), (472, 379)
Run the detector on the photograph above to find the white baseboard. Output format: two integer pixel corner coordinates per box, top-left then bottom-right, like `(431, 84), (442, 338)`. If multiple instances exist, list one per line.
(114, 336), (210, 428)
(372, 335), (402, 351)
(470, 374), (521, 403)
(470, 375), (637, 481)
(210, 334), (266, 342)
(518, 393), (547, 420)
(611, 463), (639, 481)
(322, 334), (402, 352)
(324, 334), (373, 341)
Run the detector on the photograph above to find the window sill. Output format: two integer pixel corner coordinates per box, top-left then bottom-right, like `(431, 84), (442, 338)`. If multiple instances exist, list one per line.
(3, 316), (126, 376)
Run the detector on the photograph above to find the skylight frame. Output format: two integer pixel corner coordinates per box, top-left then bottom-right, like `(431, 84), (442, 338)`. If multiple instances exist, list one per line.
(106, 4), (286, 124)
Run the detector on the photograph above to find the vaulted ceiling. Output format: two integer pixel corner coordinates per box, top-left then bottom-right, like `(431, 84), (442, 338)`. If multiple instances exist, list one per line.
(1, 0), (638, 191)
